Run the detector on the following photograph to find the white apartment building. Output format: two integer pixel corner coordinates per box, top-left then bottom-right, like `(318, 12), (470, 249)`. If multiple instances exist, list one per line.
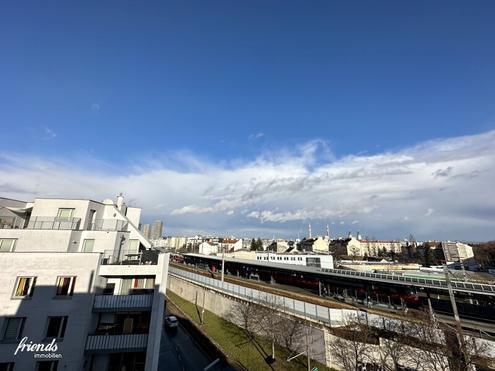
(219, 238), (243, 252)
(256, 252), (334, 269)
(0, 195), (169, 371)
(198, 241), (218, 255)
(165, 236), (187, 251)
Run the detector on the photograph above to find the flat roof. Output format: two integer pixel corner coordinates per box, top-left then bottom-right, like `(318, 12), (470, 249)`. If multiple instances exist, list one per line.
(184, 253), (331, 274)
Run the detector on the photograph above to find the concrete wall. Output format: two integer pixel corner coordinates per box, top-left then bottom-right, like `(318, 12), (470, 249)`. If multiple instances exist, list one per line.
(1, 229), (78, 252)
(167, 275), (327, 365)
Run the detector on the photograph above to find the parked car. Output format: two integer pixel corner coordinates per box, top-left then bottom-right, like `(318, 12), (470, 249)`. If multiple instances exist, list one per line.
(164, 315), (178, 329)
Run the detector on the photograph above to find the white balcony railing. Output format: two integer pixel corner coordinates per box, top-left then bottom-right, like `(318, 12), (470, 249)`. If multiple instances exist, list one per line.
(93, 294), (153, 311)
(26, 216), (81, 230)
(85, 333), (148, 352)
(91, 219), (128, 231)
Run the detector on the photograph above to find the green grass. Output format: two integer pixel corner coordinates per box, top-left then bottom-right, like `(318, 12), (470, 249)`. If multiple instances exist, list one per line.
(167, 290), (332, 371)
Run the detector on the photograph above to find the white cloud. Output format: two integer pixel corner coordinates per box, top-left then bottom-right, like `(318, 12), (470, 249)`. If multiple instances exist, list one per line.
(43, 127), (57, 140)
(1, 130), (495, 240)
(91, 103), (101, 112)
(248, 132), (264, 140)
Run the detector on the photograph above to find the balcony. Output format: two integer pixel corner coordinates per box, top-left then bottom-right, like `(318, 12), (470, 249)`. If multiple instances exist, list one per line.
(85, 333), (148, 353)
(91, 219), (128, 232)
(101, 249), (158, 265)
(93, 294), (153, 311)
(26, 216), (81, 230)
(0, 216), (27, 229)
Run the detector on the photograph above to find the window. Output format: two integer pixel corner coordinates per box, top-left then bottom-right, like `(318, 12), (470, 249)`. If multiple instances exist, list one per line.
(1, 317), (25, 341)
(128, 239), (139, 253)
(81, 239), (94, 252)
(103, 283), (115, 295)
(306, 257), (321, 268)
(55, 276), (76, 296)
(13, 277), (36, 298)
(56, 208), (74, 220)
(121, 277), (154, 294)
(46, 317), (67, 339)
(0, 239), (17, 252)
(36, 361), (58, 371)
(0, 363), (15, 371)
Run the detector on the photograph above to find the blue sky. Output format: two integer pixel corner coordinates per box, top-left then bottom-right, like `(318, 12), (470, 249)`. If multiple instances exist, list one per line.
(1, 1), (495, 240)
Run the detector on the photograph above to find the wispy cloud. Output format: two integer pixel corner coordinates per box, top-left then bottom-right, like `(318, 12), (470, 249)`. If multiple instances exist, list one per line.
(91, 103), (101, 112)
(1, 130), (494, 239)
(43, 127), (57, 140)
(248, 132), (264, 140)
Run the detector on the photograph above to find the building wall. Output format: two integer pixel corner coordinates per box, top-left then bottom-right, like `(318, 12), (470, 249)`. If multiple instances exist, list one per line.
(199, 242), (218, 255)
(0, 253), (101, 370)
(167, 274), (327, 365)
(312, 237), (330, 252)
(1, 229), (79, 252)
(125, 207), (142, 227)
(256, 252), (334, 269)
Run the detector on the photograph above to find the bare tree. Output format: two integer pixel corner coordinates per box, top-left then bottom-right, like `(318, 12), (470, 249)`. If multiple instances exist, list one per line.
(377, 320), (423, 371)
(400, 320), (449, 371)
(254, 294), (286, 361)
(446, 325), (491, 371)
(229, 300), (259, 340)
(328, 314), (374, 371)
(229, 297), (306, 363)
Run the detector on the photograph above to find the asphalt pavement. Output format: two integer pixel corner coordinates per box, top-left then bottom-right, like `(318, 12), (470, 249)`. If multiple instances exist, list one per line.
(158, 320), (232, 371)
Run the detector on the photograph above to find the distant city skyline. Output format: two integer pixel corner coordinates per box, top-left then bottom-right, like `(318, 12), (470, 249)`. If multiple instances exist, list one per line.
(1, 2), (494, 241)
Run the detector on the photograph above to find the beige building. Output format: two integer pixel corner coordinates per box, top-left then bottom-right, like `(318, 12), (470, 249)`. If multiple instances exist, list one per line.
(441, 241), (475, 263)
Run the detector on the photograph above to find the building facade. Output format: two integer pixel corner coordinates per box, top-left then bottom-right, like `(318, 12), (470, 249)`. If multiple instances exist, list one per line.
(0, 195), (169, 371)
(256, 252), (334, 269)
(149, 221), (163, 241)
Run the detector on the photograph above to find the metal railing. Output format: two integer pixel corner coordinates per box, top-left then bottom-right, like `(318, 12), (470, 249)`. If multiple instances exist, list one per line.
(85, 333), (148, 352)
(319, 268), (495, 295)
(93, 294), (154, 311)
(90, 219), (128, 231)
(26, 216), (81, 230)
(170, 267), (495, 347)
(101, 249), (142, 265)
(0, 216), (26, 229)
(169, 266), (357, 326)
(100, 249), (158, 265)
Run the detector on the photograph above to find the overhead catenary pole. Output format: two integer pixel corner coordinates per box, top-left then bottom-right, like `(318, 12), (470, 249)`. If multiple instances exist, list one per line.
(444, 264), (467, 367)
(221, 245), (225, 284)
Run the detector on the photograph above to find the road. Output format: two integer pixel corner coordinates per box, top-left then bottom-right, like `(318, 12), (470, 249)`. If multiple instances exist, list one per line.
(158, 319), (232, 371)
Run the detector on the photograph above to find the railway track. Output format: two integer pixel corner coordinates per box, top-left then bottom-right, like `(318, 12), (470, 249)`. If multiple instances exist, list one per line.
(170, 262), (423, 321)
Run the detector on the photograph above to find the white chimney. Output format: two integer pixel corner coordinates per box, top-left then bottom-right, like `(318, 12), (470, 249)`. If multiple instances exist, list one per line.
(116, 193), (124, 211)
(357, 231), (362, 241)
(348, 231), (353, 239)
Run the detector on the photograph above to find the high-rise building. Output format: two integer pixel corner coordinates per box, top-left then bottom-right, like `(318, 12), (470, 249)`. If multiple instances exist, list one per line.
(150, 220), (163, 240)
(141, 223), (151, 239)
(0, 195), (169, 371)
